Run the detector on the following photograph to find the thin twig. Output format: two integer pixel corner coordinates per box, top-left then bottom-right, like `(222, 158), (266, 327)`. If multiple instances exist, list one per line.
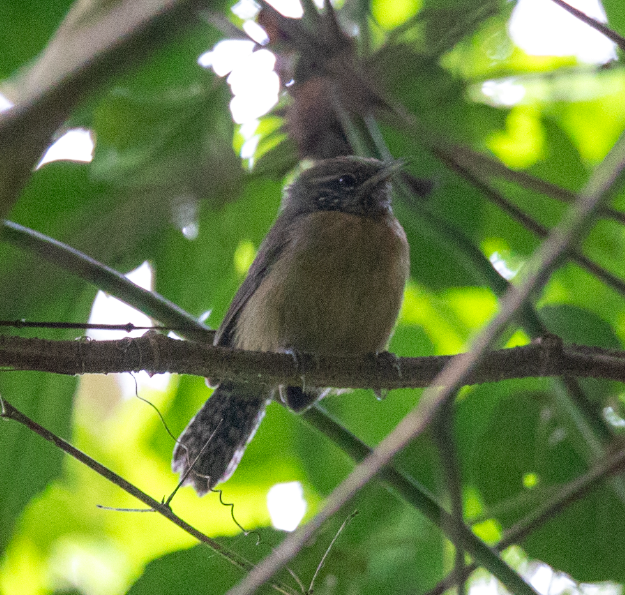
(0, 397), (297, 595)
(1, 220), (213, 343)
(308, 510), (358, 594)
(436, 148), (625, 300)
(0, 320), (212, 334)
(549, 0), (625, 51)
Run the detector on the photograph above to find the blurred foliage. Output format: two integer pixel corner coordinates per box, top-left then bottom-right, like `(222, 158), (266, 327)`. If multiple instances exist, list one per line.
(1, 0), (625, 594)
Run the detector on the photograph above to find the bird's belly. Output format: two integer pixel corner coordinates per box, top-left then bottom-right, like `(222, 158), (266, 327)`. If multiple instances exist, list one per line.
(236, 211), (409, 355)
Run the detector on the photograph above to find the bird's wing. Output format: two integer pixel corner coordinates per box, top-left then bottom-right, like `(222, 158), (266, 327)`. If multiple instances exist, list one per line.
(214, 217), (291, 347)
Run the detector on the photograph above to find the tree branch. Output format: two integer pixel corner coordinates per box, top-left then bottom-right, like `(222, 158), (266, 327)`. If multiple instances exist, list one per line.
(549, 0), (625, 51)
(1, 221), (213, 343)
(2, 332), (625, 389)
(0, 398), (298, 595)
(0, 0), (207, 218)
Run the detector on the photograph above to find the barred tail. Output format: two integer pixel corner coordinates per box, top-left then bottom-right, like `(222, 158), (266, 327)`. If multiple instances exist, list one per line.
(172, 382), (268, 495)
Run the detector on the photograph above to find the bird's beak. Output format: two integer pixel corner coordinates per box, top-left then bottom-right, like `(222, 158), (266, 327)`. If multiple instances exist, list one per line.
(356, 159), (404, 197)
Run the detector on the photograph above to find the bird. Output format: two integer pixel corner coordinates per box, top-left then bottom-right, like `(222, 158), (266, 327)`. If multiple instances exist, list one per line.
(172, 155), (410, 495)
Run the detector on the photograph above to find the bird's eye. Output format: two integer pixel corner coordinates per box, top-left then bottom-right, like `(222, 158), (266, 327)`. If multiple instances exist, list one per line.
(338, 174), (357, 189)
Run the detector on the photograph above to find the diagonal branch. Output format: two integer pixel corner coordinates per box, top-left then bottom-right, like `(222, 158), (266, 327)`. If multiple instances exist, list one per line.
(0, 398), (298, 595)
(1, 221), (213, 343)
(436, 147), (625, 300)
(224, 121), (625, 595)
(549, 0), (625, 51)
(0, 0), (207, 218)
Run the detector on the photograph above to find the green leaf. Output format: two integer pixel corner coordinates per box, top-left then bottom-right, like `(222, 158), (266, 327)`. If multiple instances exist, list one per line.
(0, 284), (94, 551)
(127, 490), (445, 595)
(0, 373), (77, 551)
(126, 543), (253, 595)
(602, 0), (625, 35)
(458, 385), (625, 581)
(152, 176), (283, 321)
(539, 304), (621, 349)
(524, 486), (625, 582)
